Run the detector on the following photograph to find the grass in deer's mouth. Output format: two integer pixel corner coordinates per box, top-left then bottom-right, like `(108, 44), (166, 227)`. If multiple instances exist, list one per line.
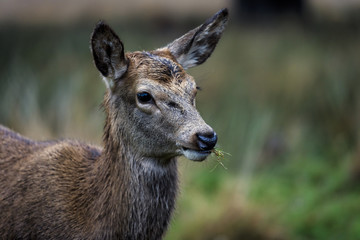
(210, 147), (231, 171)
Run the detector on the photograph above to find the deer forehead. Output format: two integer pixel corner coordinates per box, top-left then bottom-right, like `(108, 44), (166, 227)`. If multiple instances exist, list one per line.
(127, 51), (197, 97)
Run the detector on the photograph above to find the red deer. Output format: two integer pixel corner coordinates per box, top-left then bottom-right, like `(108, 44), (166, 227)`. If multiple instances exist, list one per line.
(0, 8), (228, 239)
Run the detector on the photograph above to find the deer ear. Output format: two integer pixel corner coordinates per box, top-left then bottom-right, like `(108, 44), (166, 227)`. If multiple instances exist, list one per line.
(91, 21), (128, 88)
(165, 8), (228, 69)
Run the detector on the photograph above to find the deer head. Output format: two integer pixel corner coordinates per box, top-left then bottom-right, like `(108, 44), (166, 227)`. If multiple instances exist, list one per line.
(91, 9), (228, 163)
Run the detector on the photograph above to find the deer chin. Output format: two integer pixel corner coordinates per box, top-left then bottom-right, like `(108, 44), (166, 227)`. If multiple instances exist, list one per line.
(181, 147), (211, 161)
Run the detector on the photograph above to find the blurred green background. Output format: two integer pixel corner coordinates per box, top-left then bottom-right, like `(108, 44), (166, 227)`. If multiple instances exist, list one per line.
(1, 0), (360, 239)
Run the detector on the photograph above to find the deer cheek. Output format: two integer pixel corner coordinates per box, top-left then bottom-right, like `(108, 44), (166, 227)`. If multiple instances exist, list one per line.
(135, 102), (158, 115)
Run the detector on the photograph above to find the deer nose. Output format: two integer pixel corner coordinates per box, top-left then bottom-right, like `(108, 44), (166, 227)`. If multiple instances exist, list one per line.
(196, 131), (217, 151)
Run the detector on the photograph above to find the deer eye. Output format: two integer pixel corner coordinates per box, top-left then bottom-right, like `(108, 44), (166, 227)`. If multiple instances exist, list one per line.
(137, 92), (153, 104)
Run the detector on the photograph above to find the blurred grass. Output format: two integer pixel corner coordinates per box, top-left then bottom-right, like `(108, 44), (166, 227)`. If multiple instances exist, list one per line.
(1, 19), (360, 239)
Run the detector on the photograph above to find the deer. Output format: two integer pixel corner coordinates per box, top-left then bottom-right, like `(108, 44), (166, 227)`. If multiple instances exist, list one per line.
(0, 8), (228, 239)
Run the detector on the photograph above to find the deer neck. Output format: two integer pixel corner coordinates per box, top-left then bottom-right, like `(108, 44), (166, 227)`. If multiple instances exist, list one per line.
(90, 104), (179, 239)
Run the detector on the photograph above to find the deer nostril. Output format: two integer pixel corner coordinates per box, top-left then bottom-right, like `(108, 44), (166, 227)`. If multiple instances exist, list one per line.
(196, 132), (217, 151)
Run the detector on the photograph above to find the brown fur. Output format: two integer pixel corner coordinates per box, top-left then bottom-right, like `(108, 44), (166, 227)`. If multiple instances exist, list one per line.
(0, 9), (228, 239)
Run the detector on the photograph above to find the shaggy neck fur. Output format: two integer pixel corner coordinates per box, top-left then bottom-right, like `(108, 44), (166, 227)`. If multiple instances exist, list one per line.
(89, 94), (178, 239)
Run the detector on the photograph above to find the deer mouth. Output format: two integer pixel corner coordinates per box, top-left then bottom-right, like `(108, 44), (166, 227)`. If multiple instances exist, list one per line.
(181, 147), (211, 161)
